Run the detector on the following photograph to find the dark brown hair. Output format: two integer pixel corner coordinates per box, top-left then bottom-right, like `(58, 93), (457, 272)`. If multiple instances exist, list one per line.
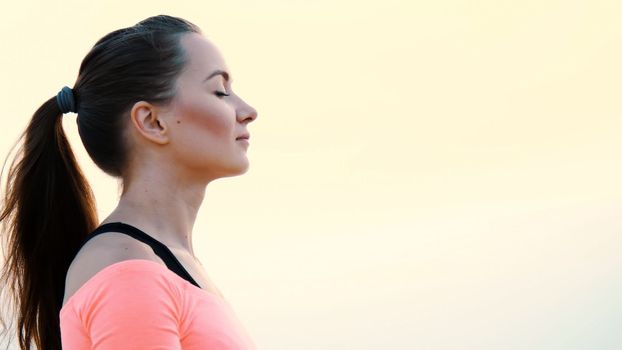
(0, 15), (201, 350)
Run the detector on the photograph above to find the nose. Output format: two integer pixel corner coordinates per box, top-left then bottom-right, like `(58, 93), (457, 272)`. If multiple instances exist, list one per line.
(237, 101), (258, 124)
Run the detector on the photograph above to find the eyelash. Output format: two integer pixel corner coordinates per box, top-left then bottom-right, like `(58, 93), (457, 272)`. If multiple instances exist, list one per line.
(215, 91), (230, 97)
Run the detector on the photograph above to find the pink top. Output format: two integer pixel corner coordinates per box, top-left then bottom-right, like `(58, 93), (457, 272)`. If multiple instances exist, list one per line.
(60, 259), (257, 349)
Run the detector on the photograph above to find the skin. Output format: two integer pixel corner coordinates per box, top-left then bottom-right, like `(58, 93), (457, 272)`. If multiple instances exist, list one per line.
(100, 32), (258, 259)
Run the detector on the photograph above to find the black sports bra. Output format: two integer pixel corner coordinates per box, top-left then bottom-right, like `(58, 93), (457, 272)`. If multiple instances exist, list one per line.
(77, 222), (201, 289)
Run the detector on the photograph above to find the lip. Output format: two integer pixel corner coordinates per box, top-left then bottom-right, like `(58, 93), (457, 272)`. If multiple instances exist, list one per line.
(237, 139), (249, 146)
(236, 133), (250, 140)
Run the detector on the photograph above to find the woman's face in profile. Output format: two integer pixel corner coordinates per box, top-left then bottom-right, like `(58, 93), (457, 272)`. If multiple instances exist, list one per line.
(165, 32), (258, 181)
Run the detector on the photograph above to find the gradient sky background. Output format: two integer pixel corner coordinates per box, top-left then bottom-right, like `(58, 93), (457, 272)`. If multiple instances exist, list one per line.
(1, 0), (622, 349)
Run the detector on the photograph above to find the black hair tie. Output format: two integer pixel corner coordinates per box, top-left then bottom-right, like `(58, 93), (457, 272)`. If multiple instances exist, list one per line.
(56, 86), (76, 114)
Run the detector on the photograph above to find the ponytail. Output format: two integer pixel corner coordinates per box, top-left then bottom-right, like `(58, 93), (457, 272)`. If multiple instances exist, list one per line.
(0, 96), (98, 350)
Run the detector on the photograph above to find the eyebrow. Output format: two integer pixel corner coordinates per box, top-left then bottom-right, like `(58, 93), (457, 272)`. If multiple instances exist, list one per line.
(203, 69), (230, 83)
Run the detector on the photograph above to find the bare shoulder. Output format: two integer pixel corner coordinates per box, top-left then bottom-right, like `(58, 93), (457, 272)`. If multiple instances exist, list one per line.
(62, 232), (164, 308)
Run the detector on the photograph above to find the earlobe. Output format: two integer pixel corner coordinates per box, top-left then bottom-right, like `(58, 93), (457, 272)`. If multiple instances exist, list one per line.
(130, 101), (170, 145)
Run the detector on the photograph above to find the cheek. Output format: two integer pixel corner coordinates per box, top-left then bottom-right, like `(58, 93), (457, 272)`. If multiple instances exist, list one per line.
(172, 98), (234, 152)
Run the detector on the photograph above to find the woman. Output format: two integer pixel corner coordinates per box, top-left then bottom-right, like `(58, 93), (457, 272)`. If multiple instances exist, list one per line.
(0, 15), (258, 350)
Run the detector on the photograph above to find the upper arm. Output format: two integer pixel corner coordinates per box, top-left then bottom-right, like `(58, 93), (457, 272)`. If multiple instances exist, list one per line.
(83, 263), (183, 350)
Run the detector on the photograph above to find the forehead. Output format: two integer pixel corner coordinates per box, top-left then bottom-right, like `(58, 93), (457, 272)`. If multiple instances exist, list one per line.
(179, 33), (228, 77)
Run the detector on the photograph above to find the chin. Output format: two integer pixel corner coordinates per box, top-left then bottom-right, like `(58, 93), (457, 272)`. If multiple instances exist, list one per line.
(215, 160), (250, 179)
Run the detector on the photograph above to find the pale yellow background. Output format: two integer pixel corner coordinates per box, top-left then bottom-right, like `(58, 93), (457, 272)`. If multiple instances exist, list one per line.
(1, 0), (621, 349)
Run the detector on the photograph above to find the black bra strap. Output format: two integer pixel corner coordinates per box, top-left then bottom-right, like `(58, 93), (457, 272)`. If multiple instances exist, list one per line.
(81, 222), (201, 289)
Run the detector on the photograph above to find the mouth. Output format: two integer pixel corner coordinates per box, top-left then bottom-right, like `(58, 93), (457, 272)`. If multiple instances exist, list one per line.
(236, 133), (250, 140)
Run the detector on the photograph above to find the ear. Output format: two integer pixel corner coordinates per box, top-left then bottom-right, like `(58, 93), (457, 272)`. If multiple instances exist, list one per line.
(129, 101), (170, 145)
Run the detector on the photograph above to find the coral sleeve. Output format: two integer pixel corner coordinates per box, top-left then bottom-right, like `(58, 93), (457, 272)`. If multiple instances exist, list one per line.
(62, 261), (184, 350)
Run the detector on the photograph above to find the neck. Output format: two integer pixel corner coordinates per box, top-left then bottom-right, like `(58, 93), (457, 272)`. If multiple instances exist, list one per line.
(102, 168), (207, 257)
